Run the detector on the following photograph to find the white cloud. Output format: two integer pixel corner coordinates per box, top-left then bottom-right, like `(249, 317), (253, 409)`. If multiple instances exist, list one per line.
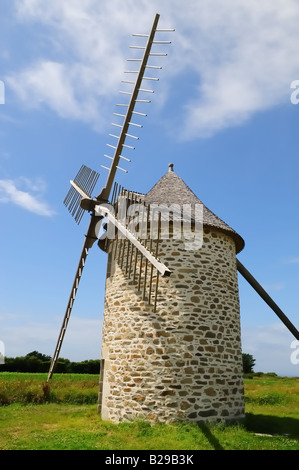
(0, 177), (55, 216)
(7, 0), (299, 137)
(9, 0), (153, 129)
(8, 60), (100, 123)
(0, 313), (102, 361)
(242, 322), (299, 376)
(174, 0), (299, 138)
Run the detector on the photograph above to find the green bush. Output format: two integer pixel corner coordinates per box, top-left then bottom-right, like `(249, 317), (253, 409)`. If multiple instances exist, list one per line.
(0, 351), (101, 375)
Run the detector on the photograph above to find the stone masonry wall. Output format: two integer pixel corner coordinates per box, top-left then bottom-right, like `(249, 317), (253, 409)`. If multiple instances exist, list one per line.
(100, 228), (245, 423)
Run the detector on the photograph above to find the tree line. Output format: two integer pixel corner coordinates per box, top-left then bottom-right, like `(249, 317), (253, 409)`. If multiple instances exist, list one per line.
(0, 350), (255, 375)
(0, 351), (101, 374)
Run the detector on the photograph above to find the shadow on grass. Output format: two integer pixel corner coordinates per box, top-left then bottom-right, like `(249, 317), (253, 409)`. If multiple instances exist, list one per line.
(245, 413), (299, 439)
(196, 414), (299, 450)
(197, 423), (224, 450)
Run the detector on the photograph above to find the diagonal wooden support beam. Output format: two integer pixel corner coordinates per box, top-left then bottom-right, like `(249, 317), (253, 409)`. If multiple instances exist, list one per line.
(237, 259), (299, 341)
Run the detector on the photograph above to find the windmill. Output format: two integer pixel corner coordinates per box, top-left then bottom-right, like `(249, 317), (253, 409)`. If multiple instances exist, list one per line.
(47, 13), (298, 423)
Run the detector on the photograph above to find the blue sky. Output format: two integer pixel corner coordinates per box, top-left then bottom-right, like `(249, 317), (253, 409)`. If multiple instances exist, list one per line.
(0, 0), (299, 376)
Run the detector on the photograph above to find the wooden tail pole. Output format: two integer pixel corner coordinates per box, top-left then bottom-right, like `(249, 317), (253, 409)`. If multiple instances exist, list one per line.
(237, 259), (299, 340)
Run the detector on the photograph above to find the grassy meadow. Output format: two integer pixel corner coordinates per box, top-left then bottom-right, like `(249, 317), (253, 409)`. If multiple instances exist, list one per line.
(0, 372), (298, 450)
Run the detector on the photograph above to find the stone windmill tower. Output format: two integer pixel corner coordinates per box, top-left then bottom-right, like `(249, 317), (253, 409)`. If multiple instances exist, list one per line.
(98, 163), (246, 423)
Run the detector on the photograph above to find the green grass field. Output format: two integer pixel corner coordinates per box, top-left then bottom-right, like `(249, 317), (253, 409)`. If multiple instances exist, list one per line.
(0, 372), (298, 450)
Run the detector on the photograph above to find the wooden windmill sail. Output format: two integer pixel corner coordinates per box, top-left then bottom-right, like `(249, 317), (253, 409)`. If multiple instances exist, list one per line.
(47, 14), (174, 381)
(47, 13), (298, 393)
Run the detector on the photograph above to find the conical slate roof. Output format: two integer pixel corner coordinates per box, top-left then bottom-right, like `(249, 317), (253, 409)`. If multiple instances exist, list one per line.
(144, 163), (245, 253)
